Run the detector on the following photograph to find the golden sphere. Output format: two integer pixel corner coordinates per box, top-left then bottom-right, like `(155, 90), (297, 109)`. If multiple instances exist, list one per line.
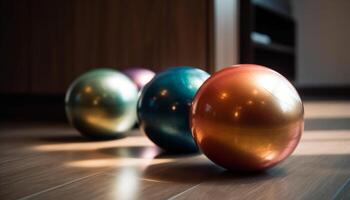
(65, 69), (138, 139)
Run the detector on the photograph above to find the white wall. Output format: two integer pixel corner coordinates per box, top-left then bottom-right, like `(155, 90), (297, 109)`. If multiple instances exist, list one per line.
(292, 0), (350, 87)
(213, 0), (239, 71)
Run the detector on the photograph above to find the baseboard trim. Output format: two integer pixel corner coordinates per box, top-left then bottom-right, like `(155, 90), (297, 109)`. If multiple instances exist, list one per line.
(0, 94), (66, 121)
(297, 86), (350, 100)
(1, 87), (349, 122)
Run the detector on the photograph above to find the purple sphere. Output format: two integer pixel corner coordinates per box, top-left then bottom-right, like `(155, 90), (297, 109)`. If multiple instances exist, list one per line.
(123, 68), (156, 90)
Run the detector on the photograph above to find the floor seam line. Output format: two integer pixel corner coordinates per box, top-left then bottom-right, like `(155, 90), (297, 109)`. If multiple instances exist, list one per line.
(18, 171), (103, 200)
(331, 176), (350, 200)
(167, 183), (200, 200)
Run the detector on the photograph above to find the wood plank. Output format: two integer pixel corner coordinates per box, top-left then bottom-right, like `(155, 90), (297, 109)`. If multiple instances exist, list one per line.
(21, 153), (222, 199)
(333, 178), (350, 200)
(0, 150), (105, 199)
(158, 0), (208, 70)
(29, 0), (75, 94)
(12, 130), (350, 200)
(1, 0), (211, 94)
(0, 125), (155, 199)
(0, 0), (31, 93)
(0, 126), (103, 199)
(173, 155), (350, 200)
(172, 130), (350, 200)
(26, 173), (192, 200)
(0, 124), (219, 199)
(1, 101), (350, 199)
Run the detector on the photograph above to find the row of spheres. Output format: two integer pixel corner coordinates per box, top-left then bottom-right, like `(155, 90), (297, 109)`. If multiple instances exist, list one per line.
(65, 65), (304, 171)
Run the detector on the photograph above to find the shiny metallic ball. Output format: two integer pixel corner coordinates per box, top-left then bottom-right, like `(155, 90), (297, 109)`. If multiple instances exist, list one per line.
(137, 67), (210, 153)
(65, 68), (138, 139)
(122, 67), (155, 91)
(190, 64), (304, 171)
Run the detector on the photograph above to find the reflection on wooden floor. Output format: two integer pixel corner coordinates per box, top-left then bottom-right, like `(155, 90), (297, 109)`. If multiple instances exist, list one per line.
(1, 101), (350, 200)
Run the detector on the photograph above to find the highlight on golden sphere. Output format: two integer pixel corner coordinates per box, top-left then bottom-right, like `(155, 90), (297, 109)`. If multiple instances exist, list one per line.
(190, 64), (304, 171)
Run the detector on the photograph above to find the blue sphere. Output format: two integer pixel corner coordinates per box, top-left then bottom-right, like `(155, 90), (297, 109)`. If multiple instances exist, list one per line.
(137, 67), (210, 153)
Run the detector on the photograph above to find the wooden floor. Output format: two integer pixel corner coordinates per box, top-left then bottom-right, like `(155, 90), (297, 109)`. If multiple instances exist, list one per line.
(1, 101), (350, 200)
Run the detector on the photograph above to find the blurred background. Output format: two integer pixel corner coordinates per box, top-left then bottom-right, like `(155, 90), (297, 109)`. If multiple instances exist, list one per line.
(1, 0), (349, 121)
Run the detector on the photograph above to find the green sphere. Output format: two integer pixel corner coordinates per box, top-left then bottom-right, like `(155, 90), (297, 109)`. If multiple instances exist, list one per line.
(65, 68), (138, 139)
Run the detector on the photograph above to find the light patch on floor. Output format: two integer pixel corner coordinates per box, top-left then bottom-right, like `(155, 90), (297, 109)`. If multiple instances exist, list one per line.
(31, 136), (154, 151)
(293, 130), (350, 155)
(304, 101), (350, 119)
(66, 157), (173, 168)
